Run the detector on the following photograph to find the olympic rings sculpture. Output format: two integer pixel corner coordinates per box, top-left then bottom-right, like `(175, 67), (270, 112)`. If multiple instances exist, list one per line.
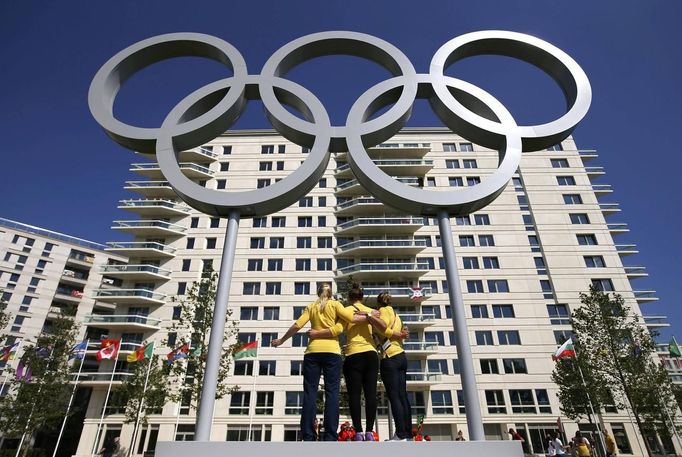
(89, 31), (591, 217)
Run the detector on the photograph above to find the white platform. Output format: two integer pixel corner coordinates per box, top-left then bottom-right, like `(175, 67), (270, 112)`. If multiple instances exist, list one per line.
(156, 440), (524, 457)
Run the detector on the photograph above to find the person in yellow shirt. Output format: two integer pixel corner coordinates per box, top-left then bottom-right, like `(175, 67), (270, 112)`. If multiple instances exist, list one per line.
(271, 283), (367, 441)
(367, 292), (411, 441)
(342, 283), (382, 441)
(603, 430), (617, 457)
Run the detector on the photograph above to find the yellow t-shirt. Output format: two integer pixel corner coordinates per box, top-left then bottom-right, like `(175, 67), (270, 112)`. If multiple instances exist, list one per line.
(378, 306), (404, 358)
(294, 299), (346, 354)
(342, 302), (378, 356)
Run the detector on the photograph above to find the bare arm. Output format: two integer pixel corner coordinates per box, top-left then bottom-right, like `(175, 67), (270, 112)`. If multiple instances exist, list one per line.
(367, 312), (387, 333)
(271, 323), (301, 347)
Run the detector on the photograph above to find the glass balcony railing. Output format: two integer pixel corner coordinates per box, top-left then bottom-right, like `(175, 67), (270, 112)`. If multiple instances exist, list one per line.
(615, 244), (638, 253)
(337, 177), (420, 190)
(599, 203), (620, 212)
(363, 287), (433, 298)
(633, 290), (657, 300)
(624, 266), (647, 276)
(131, 162), (213, 176)
(607, 223), (628, 231)
(86, 341), (143, 353)
(68, 252), (95, 263)
(93, 288), (166, 302)
(591, 184), (612, 192)
(125, 180), (172, 189)
(406, 371), (442, 382)
(74, 372), (134, 382)
(398, 313), (436, 323)
(118, 199), (190, 213)
(100, 264), (171, 277)
(585, 166), (605, 174)
(403, 341), (439, 352)
(106, 241), (177, 255)
(337, 217), (424, 231)
(112, 220), (187, 233)
(337, 262), (430, 275)
(336, 159), (434, 173)
(336, 197), (381, 210)
(337, 239), (428, 252)
(84, 314), (161, 326)
(643, 316), (669, 327)
(371, 142), (431, 149)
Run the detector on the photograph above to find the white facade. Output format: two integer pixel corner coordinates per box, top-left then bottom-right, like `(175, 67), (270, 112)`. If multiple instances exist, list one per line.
(74, 129), (671, 456)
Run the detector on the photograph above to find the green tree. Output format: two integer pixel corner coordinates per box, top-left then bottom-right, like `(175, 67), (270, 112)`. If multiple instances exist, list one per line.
(552, 287), (678, 457)
(0, 311), (79, 456)
(116, 354), (169, 424)
(0, 289), (11, 343)
(167, 270), (240, 410)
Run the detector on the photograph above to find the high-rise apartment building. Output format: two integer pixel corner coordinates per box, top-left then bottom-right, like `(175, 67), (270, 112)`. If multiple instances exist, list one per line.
(73, 128), (673, 456)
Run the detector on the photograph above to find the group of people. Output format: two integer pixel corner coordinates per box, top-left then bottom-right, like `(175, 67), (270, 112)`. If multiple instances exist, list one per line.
(541, 429), (618, 457)
(271, 283), (412, 441)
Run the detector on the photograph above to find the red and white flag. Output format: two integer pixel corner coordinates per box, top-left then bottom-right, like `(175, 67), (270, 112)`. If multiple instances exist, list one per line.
(96, 339), (120, 361)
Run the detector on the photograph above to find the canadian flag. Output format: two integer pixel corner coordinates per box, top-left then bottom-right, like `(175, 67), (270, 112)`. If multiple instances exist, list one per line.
(96, 339), (120, 361)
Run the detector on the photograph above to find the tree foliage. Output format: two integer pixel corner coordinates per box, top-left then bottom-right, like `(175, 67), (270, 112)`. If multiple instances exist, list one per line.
(0, 289), (11, 343)
(0, 311), (79, 454)
(116, 354), (170, 425)
(167, 270), (240, 410)
(552, 287), (679, 456)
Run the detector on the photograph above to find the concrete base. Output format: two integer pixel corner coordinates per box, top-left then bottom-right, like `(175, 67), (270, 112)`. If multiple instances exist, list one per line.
(157, 440), (524, 457)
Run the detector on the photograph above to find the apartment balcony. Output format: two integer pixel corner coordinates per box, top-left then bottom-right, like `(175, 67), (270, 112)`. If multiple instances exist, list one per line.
(336, 262), (430, 280)
(363, 287), (433, 304)
(100, 264), (172, 282)
(578, 150), (598, 161)
(633, 290), (658, 303)
(591, 184), (613, 195)
(54, 287), (84, 304)
(106, 241), (177, 259)
(124, 181), (177, 199)
(624, 266), (648, 278)
(73, 371), (133, 386)
(84, 341), (142, 354)
(585, 166), (605, 177)
(403, 340), (439, 356)
(65, 252), (96, 268)
(93, 288), (167, 305)
(643, 315), (670, 329)
(178, 146), (217, 162)
(335, 197), (384, 216)
(60, 270), (89, 286)
(396, 313), (436, 328)
(335, 177), (420, 197)
(406, 370), (442, 386)
(369, 142), (431, 157)
(336, 217), (424, 236)
(336, 238), (428, 256)
(84, 314), (162, 331)
(112, 220), (187, 237)
(335, 159), (434, 178)
(130, 162), (213, 179)
(607, 223), (629, 234)
(615, 244), (638, 256)
(118, 199), (190, 217)
(599, 202), (621, 214)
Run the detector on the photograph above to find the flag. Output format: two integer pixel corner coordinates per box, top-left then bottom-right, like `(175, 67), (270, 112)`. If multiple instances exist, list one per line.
(127, 342), (153, 363)
(166, 344), (189, 364)
(552, 338), (576, 361)
(16, 361), (32, 382)
(36, 346), (52, 358)
(409, 287), (424, 301)
(670, 337), (681, 358)
(233, 340), (258, 359)
(69, 341), (88, 360)
(189, 346), (202, 358)
(0, 342), (19, 362)
(70, 290), (84, 298)
(96, 339), (120, 361)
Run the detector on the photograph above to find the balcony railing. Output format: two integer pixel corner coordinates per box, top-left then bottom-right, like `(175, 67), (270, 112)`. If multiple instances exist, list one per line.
(398, 313), (436, 323)
(406, 371), (442, 382)
(73, 372), (134, 383)
(112, 220), (187, 233)
(93, 288), (166, 302)
(578, 149), (598, 160)
(336, 197), (381, 210)
(403, 341), (439, 352)
(336, 159), (434, 173)
(337, 262), (430, 275)
(106, 241), (177, 256)
(591, 184), (612, 193)
(599, 203), (620, 212)
(118, 199), (190, 213)
(633, 290), (658, 301)
(336, 177), (420, 191)
(585, 166), (605, 175)
(101, 264), (171, 276)
(615, 244), (638, 254)
(607, 223), (629, 232)
(131, 162), (213, 176)
(337, 217), (424, 231)
(643, 316), (670, 328)
(337, 239), (428, 252)
(363, 287), (433, 298)
(370, 142), (431, 149)
(624, 266), (647, 276)
(84, 314), (162, 326)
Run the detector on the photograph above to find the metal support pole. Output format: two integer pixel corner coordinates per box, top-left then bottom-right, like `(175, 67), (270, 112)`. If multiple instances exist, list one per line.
(576, 363), (607, 456)
(53, 340), (89, 457)
(195, 211), (240, 441)
(437, 211), (484, 441)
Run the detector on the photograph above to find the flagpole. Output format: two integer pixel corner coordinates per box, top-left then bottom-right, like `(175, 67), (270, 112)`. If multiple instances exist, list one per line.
(575, 359), (608, 456)
(247, 342), (258, 442)
(0, 341), (22, 395)
(129, 341), (155, 457)
(91, 341), (122, 456)
(53, 339), (89, 457)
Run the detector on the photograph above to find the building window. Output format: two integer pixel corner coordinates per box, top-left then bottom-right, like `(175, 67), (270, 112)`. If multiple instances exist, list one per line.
(216, 179), (227, 189)
(263, 307), (279, 320)
(319, 178), (327, 188)
(252, 217), (267, 228)
(460, 143), (473, 152)
(430, 390), (454, 414)
(463, 159), (477, 169)
(426, 177), (436, 187)
(459, 235), (475, 247)
(577, 234), (598, 246)
(219, 162), (230, 172)
(503, 358), (527, 374)
(570, 213), (590, 224)
(240, 307), (258, 320)
(247, 259), (263, 271)
(474, 214), (490, 225)
(540, 280), (553, 293)
(485, 390), (506, 414)
(547, 143), (563, 151)
(591, 278), (615, 292)
(261, 145), (274, 154)
(298, 217), (312, 227)
(480, 359), (499, 374)
(317, 259), (332, 271)
(551, 158), (569, 168)
(260, 334), (277, 348)
(206, 238), (217, 249)
(455, 216), (470, 226)
(257, 179), (271, 188)
(259, 161), (273, 171)
(285, 392), (303, 415)
(272, 216), (286, 227)
(265, 282), (282, 295)
(318, 216), (326, 227)
(425, 331), (445, 346)
(554, 329), (574, 345)
(296, 237), (312, 249)
(492, 304), (515, 318)
(234, 360), (253, 376)
(278, 145), (286, 154)
(557, 176), (576, 186)
(563, 194), (583, 204)
(294, 282), (310, 295)
(443, 143), (457, 152)
(475, 331), (494, 346)
(471, 305), (488, 318)
(498, 330), (521, 345)
(210, 218), (220, 228)
(222, 146), (232, 155)
(317, 237), (332, 248)
(190, 217), (199, 228)
(243, 282), (260, 295)
(186, 238), (195, 249)
(181, 259), (191, 271)
(483, 257), (500, 269)
(230, 392), (251, 415)
(267, 259), (283, 271)
(449, 177), (463, 187)
(270, 237), (285, 249)
(318, 197), (327, 207)
(584, 255), (606, 268)
(467, 176), (481, 186)
(295, 259), (311, 271)
(509, 389), (535, 413)
(488, 280), (509, 293)
(611, 424), (632, 455)
(547, 304), (570, 325)
(463, 257), (479, 269)
(177, 282), (187, 295)
(478, 235), (495, 246)
(446, 159), (460, 169)
(299, 197), (313, 207)
(290, 361), (303, 376)
(467, 280), (484, 293)
(292, 333), (309, 347)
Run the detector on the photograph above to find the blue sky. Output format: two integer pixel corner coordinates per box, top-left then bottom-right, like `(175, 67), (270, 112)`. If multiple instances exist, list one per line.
(0, 1), (679, 337)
